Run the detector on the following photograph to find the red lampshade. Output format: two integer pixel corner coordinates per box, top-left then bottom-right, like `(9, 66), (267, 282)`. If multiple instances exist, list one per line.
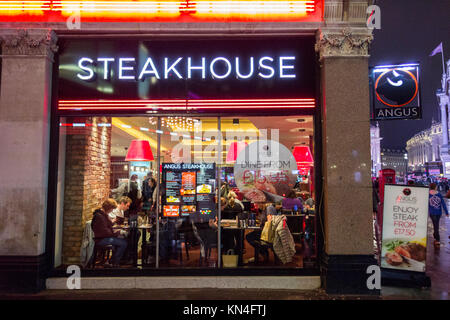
(226, 141), (248, 163)
(125, 140), (154, 161)
(297, 164), (311, 175)
(292, 146), (314, 164)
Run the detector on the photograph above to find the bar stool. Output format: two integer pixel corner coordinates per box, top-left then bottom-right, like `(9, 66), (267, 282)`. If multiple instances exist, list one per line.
(89, 244), (114, 268)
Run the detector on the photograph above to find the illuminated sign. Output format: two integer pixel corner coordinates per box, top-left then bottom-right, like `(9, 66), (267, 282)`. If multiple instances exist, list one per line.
(76, 56), (297, 81)
(371, 63), (421, 120)
(58, 37), (317, 111)
(0, 1), (322, 23)
(381, 185), (428, 273)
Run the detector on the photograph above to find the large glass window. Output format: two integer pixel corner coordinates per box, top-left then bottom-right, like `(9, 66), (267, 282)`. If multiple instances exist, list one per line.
(55, 115), (316, 270)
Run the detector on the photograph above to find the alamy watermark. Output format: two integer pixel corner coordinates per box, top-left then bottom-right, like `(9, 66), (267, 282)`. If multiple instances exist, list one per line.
(66, 265), (81, 289)
(367, 5), (381, 30)
(66, 9), (81, 30)
(366, 265), (381, 290)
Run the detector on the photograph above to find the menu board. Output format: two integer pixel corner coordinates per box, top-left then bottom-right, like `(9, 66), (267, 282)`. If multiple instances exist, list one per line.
(162, 163), (216, 220)
(163, 205), (179, 217)
(381, 185), (429, 273)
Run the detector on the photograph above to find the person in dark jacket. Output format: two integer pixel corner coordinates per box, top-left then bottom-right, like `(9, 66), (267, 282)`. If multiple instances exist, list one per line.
(222, 197), (243, 220)
(143, 177), (156, 208)
(91, 198), (128, 267)
(245, 204), (271, 263)
(222, 197), (242, 253)
(428, 183), (449, 247)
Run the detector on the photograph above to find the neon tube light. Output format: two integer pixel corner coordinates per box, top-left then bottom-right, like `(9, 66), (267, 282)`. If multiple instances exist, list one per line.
(58, 98), (316, 111)
(0, 1), (319, 22)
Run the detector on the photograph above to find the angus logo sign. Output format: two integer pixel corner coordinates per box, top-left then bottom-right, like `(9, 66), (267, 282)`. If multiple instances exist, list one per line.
(371, 63), (421, 120)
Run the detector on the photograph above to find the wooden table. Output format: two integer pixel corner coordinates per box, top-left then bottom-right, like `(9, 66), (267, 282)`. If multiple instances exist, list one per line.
(222, 224), (260, 266)
(115, 224), (153, 267)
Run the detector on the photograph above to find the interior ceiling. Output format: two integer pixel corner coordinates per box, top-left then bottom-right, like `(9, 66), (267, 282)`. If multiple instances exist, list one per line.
(111, 115), (313, 157)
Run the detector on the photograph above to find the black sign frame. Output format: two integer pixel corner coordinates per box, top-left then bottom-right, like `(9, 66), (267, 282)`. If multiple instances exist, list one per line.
(370, 63), (422, 121)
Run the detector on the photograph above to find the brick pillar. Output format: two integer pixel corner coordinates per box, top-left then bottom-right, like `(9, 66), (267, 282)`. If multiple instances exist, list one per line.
(62, 117), (112, 265)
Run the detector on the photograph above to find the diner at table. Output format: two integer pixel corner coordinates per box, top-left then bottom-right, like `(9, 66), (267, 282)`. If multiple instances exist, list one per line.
(87, 182), (315, 269)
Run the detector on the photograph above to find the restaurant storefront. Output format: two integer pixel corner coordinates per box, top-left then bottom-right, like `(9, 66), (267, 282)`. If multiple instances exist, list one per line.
(0, 0), (377, 294)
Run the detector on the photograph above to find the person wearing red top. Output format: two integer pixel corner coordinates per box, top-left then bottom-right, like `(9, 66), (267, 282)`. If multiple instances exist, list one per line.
(91, 199), (128, 267)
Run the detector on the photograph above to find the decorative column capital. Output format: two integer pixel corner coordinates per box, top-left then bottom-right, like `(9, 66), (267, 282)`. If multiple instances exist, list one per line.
(315, 27), (373, 62)
(437, 92), (449, 106)
(0, 29), (58, 60)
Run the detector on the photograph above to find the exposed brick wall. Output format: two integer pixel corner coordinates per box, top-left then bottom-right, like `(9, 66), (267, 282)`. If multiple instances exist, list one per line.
(62, 117), (112, 265)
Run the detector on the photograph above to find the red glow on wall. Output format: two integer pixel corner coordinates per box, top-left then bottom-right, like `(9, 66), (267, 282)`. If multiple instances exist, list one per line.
(0, 0), (323, 22)
(58, 98), (316, 111)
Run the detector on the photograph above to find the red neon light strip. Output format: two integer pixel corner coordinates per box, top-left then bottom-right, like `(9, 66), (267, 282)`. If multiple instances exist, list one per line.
(58, 98), (316, 110)
(0, 1), (316, 10)
(0, 1), (316, 14)
(59, 98), (315, 103)
(59, 102), (315, 107)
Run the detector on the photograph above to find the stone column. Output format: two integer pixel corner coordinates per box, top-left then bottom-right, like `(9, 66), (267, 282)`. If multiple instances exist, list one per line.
(315, 27), (379, 294)
(0, 29), (57, 291)
(438, 93), (450, 177)
(439, 100), (448, 148)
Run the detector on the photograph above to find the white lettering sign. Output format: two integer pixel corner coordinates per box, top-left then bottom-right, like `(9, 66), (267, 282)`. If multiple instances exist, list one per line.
(76, 56), (297, 81)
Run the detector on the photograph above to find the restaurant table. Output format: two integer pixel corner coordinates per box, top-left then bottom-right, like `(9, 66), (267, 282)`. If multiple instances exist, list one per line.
(222, 224), (260, 266)
(116, 224), (153, 267)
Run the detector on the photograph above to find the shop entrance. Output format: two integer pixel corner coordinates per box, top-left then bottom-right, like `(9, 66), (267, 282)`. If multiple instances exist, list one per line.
(55, 114), (317, 270)
(52, 35), (319, 273)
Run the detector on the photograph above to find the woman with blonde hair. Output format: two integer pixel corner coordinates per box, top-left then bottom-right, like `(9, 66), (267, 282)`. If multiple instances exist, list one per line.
(227, 191), (244, 210)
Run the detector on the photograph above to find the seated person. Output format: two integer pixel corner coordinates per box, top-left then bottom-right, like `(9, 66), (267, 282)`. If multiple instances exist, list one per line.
(219, 197), (227, 213)
(222, 196), (243, 220)
(127, 174), (143, 221)
(274, 201), (283, 214)
(227, 191), (244, 210)
(91, 199), (128, 267)
(108, 196), (132, 227)
(245, 206), (271, 263)
(304, 197), (315, 210)
(282, 190), (303, 212)
(222, 197), (242, 253)
(265, 202), (278, 216)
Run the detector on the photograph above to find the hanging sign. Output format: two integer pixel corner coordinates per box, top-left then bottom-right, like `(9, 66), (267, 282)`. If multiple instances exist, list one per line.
(381, 184), (428, 273)
(371, 63), (421, 120)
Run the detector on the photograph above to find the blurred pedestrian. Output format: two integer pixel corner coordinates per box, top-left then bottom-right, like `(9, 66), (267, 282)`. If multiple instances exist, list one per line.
(428, 183), (449, 247)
